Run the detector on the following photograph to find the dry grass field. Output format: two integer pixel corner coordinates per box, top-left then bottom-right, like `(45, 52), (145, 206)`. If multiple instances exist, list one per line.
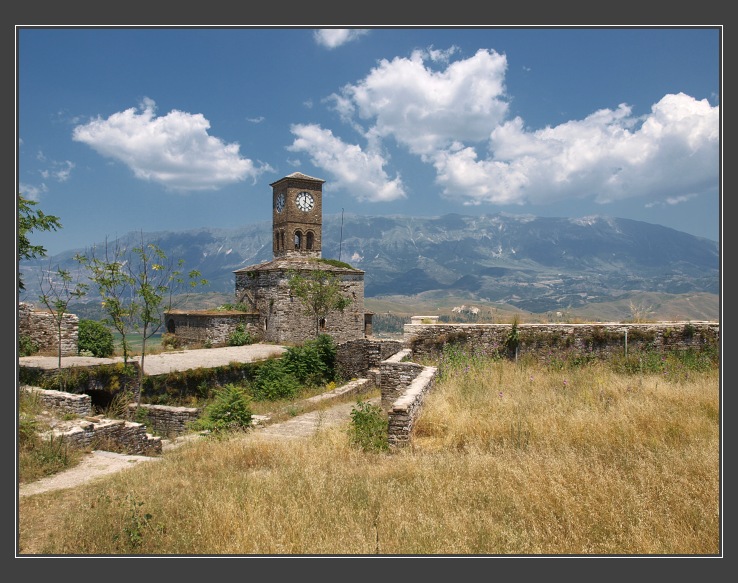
(17, 343), (720, 556)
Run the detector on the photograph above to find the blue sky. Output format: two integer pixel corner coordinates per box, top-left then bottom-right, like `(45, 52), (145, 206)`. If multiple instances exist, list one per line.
(17, 26), (721, 256)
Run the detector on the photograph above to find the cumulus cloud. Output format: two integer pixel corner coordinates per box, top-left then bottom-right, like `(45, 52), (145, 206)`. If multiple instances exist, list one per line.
(287, 123), (406, 202)
(313, 29), (369, 49)
(291, 45), (718, 211)
(432, 92), (718, 207)
(333, 48), (509, 157)
(72, 98), (271, 191)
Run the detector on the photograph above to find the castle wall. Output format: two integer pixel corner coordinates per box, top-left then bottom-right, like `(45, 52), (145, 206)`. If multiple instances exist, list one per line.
(404, 321), (720, 360)
(18, 302), (78, 356)
(164, 311), (262, 347)
(236, 268), (365, 344)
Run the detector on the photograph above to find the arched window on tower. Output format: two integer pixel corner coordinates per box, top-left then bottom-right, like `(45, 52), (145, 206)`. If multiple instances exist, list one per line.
(280, 231), (285, 250)
(306, 231), (314, 250)
(294, 231), (302, 250)
(274, 232), (279, 252)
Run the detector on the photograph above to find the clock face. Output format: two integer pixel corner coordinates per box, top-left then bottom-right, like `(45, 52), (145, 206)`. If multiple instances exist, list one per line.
(275, 192), (285, 213)
(295, 191), (315, 212)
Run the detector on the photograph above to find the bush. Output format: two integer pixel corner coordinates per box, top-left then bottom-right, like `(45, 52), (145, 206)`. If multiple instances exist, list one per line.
(19, 335), (39, 357)
(193, 383), (253, 435)
(228, 324), (253, 347)
(251, 359), (300, 401)
(348, 400), (388, 452)
(282, 334), (337, 387)
(78, 319), (115, 358)
(160, 333), (181, 350)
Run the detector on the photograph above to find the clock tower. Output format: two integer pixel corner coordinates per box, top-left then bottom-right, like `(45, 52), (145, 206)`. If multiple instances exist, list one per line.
(271, 172), (324, 259)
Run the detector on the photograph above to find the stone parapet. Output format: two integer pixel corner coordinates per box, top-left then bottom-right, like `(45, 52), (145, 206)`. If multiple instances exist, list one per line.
(128, 403), (201, 437)
(18, 302), (78, 356)
(387, 366), (437, 449)
(404, 321), (719, 360)
(20, 385), (92, 416)
(46, 416), (162, 456)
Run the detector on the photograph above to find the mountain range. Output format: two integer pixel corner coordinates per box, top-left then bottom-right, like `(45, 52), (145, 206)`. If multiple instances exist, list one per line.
(19, 212), (720, 318)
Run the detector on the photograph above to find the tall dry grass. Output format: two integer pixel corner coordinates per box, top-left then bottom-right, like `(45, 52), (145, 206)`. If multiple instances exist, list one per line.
(19, 350), (719, 555)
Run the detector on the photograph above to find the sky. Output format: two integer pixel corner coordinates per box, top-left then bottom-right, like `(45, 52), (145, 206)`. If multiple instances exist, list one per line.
(16, 26), (721, 256)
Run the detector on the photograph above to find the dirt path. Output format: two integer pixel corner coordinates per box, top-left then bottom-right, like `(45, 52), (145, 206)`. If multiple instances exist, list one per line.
(18, 396), (378, 498)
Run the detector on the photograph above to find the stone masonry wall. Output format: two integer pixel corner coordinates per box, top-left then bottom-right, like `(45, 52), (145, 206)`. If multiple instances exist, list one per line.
(380, 348), (425, 411)
(387, 366), (437, 449)
(165, 311), (263, 347)
(128, 403), (201, 437)
(236, 268), (366, 344)
(50, 417), (162, 456)
(336, 338), (404, 381)
(21, 385), (92, 416)
(404, 321), (719, 361)
(18, 302), (78, 356)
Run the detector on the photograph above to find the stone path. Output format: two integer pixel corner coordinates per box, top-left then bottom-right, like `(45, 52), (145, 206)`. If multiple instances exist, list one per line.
(18, 395), (379, 498)
(18, 343), (288, 375)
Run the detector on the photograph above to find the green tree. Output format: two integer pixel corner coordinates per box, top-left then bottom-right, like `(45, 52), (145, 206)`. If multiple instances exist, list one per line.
(37, 265), (88, 369)
(287, 269), (352, 338)
(76, 238), (136, 364)
(77, 232), (208, 404)
(18, 193), (62, 291)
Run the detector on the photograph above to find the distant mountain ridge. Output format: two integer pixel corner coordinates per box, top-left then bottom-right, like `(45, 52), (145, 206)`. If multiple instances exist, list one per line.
(19, 212), (719, 315)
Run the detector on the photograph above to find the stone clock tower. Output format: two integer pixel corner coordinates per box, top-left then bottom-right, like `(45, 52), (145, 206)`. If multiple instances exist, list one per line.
(232, 172), (368, 344)
(272, 172), (323, 259)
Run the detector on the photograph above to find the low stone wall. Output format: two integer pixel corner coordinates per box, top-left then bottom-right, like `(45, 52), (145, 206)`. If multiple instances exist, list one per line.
(128, 403), (201, 437)
(20, 385), (92, 416)
(47, 417), (162, 456)
(404, 321), (719, 361)
(164, 310), (263, 347)
(379, 348), (424, 410)
(336, 337), (404, 380)
(387, 366), (438, 449)
(18, 302), (78, 356)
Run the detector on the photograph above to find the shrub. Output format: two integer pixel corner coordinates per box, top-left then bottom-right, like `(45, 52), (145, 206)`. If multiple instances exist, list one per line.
(78, 319), (115, 358)
(19, 335), (39, 357)
(193, 383), (253, 435)
(160, 333), (181, 350)
(348, 400), (388, 452)
(251, 359), (300, 401)
(228, 324), (253, 347)
(281, 334), (337, 387)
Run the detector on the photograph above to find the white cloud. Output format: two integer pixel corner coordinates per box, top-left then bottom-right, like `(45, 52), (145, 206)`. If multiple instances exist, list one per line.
(39, 160), (75, 183)
(333, 48), (509, 157)
(320, 45), (718, 212)
(431, 92), (719, 207)
(313, 29), (369, 49)
(18, 182), (47, 201)
(287, 123), (406, 202)
(72, 98), (271, 192)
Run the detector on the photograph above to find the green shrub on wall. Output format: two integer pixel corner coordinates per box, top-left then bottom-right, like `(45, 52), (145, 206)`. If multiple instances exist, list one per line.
(19, 362), (138, 394)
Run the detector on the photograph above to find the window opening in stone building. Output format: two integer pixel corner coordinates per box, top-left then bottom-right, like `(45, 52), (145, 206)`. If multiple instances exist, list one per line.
(306, 231), (314, 250)
(280, 231), (285, 250)
(294, 231), (302, 250)
(167, 319), (175, 333)
(319, 318), (326, 331)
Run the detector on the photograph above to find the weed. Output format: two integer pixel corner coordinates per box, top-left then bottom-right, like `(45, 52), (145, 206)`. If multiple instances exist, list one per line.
(348, 400), (388, 452)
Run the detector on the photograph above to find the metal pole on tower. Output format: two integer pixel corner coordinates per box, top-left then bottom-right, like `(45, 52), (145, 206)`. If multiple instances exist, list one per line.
(339, 208), (344, 262)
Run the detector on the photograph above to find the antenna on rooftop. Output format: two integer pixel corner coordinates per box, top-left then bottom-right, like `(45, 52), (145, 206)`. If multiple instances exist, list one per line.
(339, 208), (344, 262)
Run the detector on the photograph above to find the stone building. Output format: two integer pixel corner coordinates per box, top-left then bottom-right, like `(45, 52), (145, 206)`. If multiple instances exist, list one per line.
(165, 172), (369, 346)
(234, 172), (368, 344)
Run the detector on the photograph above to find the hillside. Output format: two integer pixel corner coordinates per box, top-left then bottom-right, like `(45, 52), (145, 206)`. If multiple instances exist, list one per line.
(19, 212), (720, 321)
